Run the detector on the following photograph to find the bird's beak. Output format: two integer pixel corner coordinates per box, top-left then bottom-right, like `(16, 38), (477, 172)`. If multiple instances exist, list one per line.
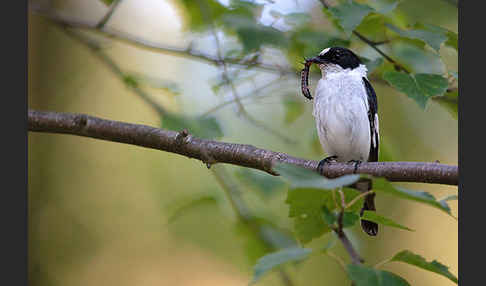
(306, 56), (327, 65)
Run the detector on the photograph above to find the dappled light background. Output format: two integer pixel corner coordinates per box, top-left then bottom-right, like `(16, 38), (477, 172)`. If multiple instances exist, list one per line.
(28, 0), (457, 285)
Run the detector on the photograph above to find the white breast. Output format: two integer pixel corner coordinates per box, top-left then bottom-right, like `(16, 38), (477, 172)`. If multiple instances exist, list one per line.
(312, 65), (371, 162)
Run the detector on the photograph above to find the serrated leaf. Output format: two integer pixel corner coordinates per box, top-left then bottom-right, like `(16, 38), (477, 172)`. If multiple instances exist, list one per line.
(286, 188), (333, 243)
(274, 163), (360, 190)
(373, 178), (454, 216)
(386, 23), (448, 52)
(390, 250), (458, 283)
(286, 187), (362, 243)
(234, 168), (285, 198)
(347, 264), (410, 286)
(382, 71), (448, 108)
(251, 247), (312, 284)
(329, 1), (375, 36)
(362, 211), (414, 231)
(283, 98), (305, 125)
(161, 113), (223, 139)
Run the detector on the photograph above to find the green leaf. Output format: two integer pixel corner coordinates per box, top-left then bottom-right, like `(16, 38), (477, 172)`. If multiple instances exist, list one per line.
(322, 206), (360, 228)
(390, 250), (458, 283)
(361, 211), (414, 231)
(368, 0), (401, 14)
(286, 188), (333, 243)
(286, 187), (362, 243)
(342, 211), (360, 228)
(283, 98), (305, 125)
(234, 168), (285, 198)
(222, 15), (288, 52)
(274, 162), (360, 190)
(355, 13), (388, 43)
(329, 1), (375, 36)
(161, 113), (223, 139)
(361, 57), (384, 73)
(287, 27), (350, 68)
(386, 23), (448, 52)
(432, 90), (458, 119)
(178, 0), (229, 31)
(347, 264), (410, 286)
(382, 71), (448, 108)
(373, 178), (454, 216)
(251, 247), (312, 284)
(321, 205), (336, 226)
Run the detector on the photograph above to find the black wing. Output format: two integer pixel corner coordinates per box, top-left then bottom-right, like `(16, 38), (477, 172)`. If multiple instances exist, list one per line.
(362, 77), (379, 162)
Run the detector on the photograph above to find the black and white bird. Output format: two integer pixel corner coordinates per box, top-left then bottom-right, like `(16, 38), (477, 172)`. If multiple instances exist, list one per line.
(304, 47), (379, 236)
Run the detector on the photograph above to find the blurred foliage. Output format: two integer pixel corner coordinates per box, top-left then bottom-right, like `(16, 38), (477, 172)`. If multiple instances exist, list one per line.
(28, 0), (458, 285)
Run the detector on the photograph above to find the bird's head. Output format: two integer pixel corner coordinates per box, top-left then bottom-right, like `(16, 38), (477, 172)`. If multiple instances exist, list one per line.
(306, 47), (362, 72)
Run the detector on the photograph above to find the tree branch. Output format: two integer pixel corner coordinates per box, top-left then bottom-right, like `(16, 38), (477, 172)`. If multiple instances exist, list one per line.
(28, 109), (458, 186)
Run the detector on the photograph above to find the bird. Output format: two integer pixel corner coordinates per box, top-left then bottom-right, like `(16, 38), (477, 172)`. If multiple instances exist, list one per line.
(302, 47), (379, 236)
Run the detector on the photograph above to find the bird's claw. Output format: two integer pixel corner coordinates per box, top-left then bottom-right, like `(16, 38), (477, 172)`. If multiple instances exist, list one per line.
(317, 156), (338, 175)
(347, 160), (362, 174)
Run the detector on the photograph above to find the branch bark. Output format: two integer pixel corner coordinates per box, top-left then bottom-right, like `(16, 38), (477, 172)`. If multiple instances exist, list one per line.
(28, 109), (458, 186)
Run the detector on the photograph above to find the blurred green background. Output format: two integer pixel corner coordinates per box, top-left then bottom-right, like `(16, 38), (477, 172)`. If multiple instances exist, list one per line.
(28, 0), (457, 285)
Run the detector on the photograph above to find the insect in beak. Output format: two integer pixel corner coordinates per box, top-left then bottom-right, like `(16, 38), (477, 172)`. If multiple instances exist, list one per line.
(301, 57), (326, 100)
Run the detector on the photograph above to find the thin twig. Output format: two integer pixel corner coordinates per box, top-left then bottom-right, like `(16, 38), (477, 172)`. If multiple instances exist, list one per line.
(96, 0), (123, 29)
(334, 213), (364, 264)
(346, 190), (374, 209)
(28, 109), (459, 185)
(29, 6), (295, 75)
(206, 10), (297, 144)
(200, 76), (285, 116)
(60, 27), (167, 117)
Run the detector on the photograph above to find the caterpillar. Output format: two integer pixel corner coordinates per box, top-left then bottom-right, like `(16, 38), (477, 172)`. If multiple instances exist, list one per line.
(301, 59), (314, 100)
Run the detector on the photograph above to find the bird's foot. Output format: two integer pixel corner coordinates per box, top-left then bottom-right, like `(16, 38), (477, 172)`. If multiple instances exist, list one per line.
(347, 160), (362, 174)
(317, 156), (338, 175)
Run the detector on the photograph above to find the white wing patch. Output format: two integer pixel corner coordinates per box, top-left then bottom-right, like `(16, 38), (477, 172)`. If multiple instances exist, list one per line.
(320, 48), (330, 55)
(372, 113), (379, 148)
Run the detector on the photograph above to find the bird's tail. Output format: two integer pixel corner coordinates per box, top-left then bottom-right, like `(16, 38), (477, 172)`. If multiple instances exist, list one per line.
(360, 192), (378, 236)
(353, 178), (378, 236)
